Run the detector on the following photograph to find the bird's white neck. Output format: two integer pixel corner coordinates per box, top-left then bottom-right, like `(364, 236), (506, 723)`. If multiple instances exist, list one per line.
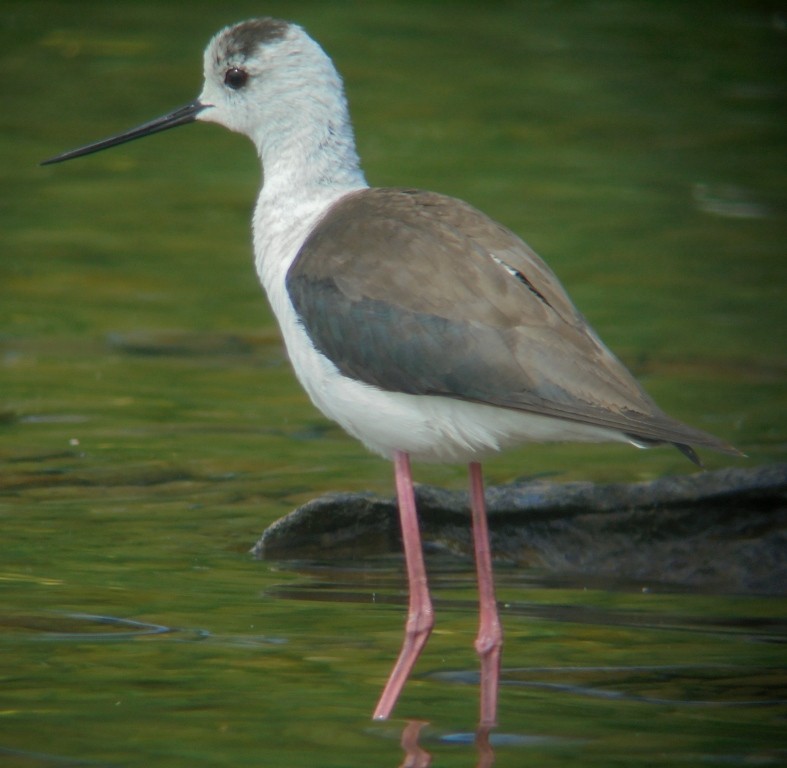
(249, 45), (368, 304)
(252, 109), (365, 295)
(250, 47), (367, 199)
(256, 115), (366, 198)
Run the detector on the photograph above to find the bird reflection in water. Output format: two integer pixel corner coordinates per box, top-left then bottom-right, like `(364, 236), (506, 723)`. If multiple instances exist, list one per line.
(398, 721), (495, 768)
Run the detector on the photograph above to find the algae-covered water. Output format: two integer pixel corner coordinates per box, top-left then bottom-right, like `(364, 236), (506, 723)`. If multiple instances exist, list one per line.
(2, 1), (786, 766)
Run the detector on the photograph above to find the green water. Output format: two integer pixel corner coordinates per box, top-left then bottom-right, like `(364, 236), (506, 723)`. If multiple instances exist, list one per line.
(2, 1), (786, 765)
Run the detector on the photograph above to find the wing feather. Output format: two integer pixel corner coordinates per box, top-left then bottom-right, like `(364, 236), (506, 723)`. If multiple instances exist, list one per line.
(286, 188), (736, 454)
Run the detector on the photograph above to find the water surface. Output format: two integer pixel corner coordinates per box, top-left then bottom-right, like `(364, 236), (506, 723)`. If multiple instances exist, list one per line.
(2, 1), (786, 766)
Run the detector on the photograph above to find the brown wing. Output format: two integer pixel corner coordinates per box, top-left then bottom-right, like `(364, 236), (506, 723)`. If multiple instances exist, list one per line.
(286, 188), (736, 455)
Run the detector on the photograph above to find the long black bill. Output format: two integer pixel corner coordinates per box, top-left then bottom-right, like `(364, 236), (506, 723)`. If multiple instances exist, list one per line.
(41, 100), (208, 166)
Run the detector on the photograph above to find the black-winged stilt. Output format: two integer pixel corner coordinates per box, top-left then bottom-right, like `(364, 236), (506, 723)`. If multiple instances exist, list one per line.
(42, 18), (739, 725)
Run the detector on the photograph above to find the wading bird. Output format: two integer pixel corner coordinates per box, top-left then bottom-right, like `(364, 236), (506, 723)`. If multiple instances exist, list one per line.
(43, 18), (738, 725)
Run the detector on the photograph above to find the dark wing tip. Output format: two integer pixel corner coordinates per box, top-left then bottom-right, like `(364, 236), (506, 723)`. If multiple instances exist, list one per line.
(675, 443), (703, 467)
(675, 440), (746, 467)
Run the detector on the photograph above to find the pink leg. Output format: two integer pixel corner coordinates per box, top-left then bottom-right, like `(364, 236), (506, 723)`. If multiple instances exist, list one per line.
(373, 450), (434, 720)
(468, 462), (502, 727)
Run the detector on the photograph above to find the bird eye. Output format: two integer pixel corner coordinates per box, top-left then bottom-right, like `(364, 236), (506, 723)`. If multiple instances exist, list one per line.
(224, 67), (249, 90)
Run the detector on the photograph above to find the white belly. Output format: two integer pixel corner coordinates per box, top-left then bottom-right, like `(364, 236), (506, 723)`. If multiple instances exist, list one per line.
(292, 358), (631, 463)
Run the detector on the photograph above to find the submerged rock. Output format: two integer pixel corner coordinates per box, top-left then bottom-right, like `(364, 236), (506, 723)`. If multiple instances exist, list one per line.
(251, 464), (787, 594)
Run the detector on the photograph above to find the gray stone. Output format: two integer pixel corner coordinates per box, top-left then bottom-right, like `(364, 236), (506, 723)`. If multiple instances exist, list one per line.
(251, 464), (787, 594)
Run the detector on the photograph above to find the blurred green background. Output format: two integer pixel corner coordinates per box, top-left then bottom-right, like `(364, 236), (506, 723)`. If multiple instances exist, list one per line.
(1, 2), (785, 766)
(4, 1), (784, 490)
